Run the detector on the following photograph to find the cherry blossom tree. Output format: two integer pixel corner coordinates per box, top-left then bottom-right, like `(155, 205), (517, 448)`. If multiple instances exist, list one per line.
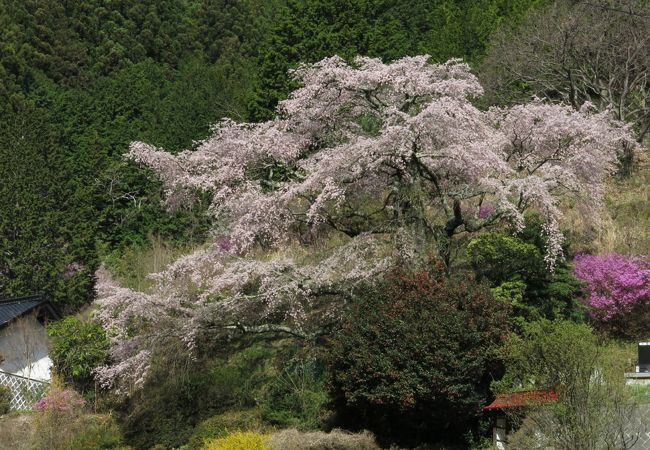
(94, 56), (636, 393)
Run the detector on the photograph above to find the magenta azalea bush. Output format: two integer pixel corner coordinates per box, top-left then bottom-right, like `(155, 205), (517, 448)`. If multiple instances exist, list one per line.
(35, 389), (86, 413)
(573, 253), (650, 321)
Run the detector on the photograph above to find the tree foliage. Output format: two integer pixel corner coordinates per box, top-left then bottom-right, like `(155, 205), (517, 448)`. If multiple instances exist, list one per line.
(47, 316), (109, 389)
(327, 267), (510, 446)
(481, 0), (650, 144)
(467, 217), (583, 325)
(0, 105), (97, 310)
(496, 320), (641, 450)
(251, 0), (546, 117)
(467, 231), (545, 285)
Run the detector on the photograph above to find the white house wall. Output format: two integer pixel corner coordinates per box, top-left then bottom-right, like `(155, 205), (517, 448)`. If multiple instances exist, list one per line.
(0, 314), (52, 381)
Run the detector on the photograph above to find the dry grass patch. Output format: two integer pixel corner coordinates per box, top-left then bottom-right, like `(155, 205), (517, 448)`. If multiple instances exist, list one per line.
(0, 413), (33, 450)
(563, 155), (650, 256)
(267, 428), (380, 450)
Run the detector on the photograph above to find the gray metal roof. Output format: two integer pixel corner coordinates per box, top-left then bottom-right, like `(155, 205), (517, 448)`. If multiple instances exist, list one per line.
(0, 295), (46, 327)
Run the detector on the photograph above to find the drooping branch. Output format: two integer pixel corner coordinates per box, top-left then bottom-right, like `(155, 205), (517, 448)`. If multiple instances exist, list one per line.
(221, 322), (336, 341)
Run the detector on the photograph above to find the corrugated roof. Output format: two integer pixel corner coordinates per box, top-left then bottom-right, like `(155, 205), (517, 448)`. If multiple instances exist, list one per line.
(483, 389), (557, 410)
(0, 295), (46, 328)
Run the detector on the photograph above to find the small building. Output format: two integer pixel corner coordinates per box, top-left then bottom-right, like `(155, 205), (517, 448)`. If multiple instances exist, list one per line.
(0, 295), (59, 410)
(625, 342), (650, 385)
(483, 389), (557, 450)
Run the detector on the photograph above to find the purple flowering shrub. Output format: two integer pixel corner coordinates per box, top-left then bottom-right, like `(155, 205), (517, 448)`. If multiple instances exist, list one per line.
(573, 253), (650, 337)
(29, 387), (125, 448)
(35, 388), (85, 413)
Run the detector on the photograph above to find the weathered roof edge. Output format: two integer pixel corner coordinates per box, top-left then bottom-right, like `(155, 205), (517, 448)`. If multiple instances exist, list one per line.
(0, 294), (61, 329)
(483, 389), (558, 410)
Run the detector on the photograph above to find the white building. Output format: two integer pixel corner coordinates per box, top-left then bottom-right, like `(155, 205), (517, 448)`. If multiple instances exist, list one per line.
(0, 295), (59, 382)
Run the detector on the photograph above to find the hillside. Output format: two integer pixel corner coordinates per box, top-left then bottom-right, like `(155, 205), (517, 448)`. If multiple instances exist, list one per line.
(1, 1), (649, 449)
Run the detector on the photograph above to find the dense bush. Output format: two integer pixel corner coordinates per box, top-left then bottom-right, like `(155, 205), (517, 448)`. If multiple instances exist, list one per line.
(573, 253), (650, 339)
(327, 266), (510, 446)
(261, 358), (327, 430)
(467, 217), (583, 325)
(467, 232), (545, 285)
(0, 385), (11, 414)
(47, 316), (108, 391)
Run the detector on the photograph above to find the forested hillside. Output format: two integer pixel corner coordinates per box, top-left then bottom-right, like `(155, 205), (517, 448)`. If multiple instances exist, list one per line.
(0, 0), (543, 310)
(1, 1), (649, 449)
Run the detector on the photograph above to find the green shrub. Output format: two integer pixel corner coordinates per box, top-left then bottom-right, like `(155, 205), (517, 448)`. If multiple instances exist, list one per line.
(47, 316), (108, 390)
(467, 227), (583, 324)
(327, 266), (510, 446)
(0, 385), (11, 414)
(119, 342), (277, 449)
(261, 359), (327, 430)
(467, 232), (545, 285)
(187, 410), (264, 450)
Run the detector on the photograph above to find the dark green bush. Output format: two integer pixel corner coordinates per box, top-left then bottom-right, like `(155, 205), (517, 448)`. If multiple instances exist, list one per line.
(261, 359), (327, 430)
(0, 385), (11, 414)
(466, 232), (545, 285)
(119, 342), (277, 449)
(327, 266), (510, 447)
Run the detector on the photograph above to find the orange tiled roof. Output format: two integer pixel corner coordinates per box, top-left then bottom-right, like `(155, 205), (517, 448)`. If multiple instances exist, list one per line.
(483, 389), (557, 410)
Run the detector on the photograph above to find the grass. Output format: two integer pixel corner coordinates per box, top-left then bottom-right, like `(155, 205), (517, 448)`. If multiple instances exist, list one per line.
(266, 428), (380, 450)
(100, 234), (202, 291)
(564, 154), (650, 257)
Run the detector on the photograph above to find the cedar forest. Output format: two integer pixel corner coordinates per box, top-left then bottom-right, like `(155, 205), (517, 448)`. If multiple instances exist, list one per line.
(1, 1), (650, 449)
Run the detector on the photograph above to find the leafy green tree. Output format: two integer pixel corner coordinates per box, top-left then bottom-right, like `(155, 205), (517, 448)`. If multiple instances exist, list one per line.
(496, 320), (642, 450)
(466, 215), (583, 324)
(47, 317), (109, 390)
(467, 232), (545, 285)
